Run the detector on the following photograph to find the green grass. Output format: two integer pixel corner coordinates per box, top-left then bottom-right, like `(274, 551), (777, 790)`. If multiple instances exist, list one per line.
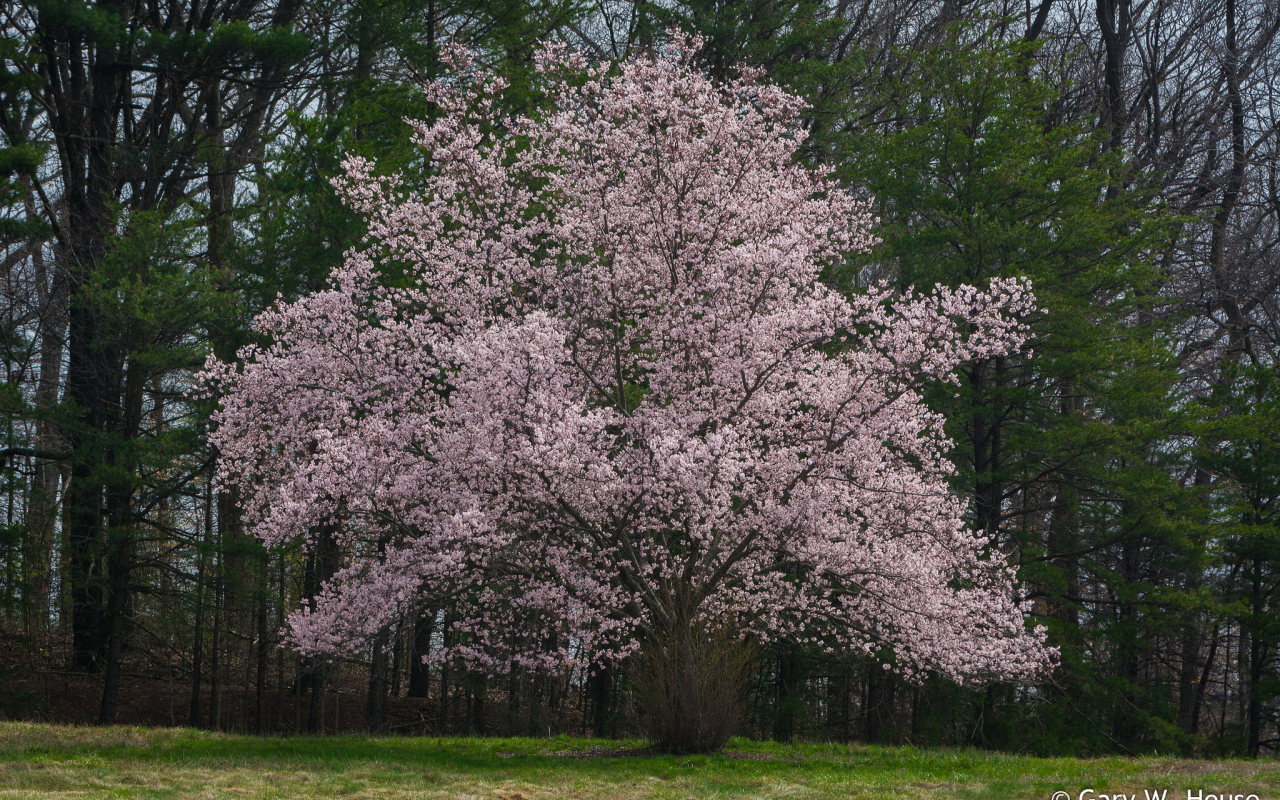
(0, 722), (1276, 799)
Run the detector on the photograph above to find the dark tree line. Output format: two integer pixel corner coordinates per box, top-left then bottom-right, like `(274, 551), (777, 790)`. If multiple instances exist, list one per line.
(0, 0), (1278, 757)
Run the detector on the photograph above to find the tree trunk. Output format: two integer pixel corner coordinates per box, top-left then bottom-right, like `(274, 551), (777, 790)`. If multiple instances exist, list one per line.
(1048, 377), (1082, 625)
(1111, 534), (1143, 745)
(1095, 0), (1132, 150)
(438, 612), (451, 734)
(1176, 619), (1203, 732)
(255, 575), (269, 734)
(98, 356), (146, 724)
(772, 645), (797, 743)
(865, 663), (883, 744)
(366, 627), (389, 733)
(1246, 636), (1263, 757)
(209, 564), (222, 730)
(96, 522), (134, 724)
(1246, 567), (1265, 758)
(591, 661), (611, 738)
(969, 358), (1004, 541)
(389, 620), (403, 699)
(409, 612), (433, 697)
(24, 231), (66, 636)
(52, 0), (129, 675)
(470, 675), (485, 735)
(1190, 623), (1219, 735)
(638, 625), (753, 753)
(307, 662), (325, 734)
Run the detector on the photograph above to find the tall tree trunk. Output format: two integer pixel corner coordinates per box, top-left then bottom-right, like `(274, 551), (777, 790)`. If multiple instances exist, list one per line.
(438, 612), (451, 735)
(97, 519), (134, 724)
(1176, 618), (1203, 732)
(969, 358), (1004, 541)
(865, 662), (883, 744)
(1246, 567), (1265, 758)
(190, 481), (213, 726)
(840, 665), (852, 743)
(209, 561), (223, 730)
(471, 675), (485, 735)
(1048, 376), (1082, 626)
(1111, 534), (1143, 745)
(255, 571), (270, 734)
(1179, 474), (1212, 732)
(772, 646), (797, 743)
(591, 661), (611, 738)
(409, 612), (433, 697)
(1208, 0), (1249, 360)
(1246, 640), (1263, 757)
(366, 627), (390, 733)
(24, 228), (66, 636)
(98, 357), (146, 724)
(308, 661), (325, 734)
(1190, 623), (1220, 735)
(298, 525), (338, 731)
(389, 620), (403, 699)
(1095, 0), (1132, 150)
(51, 0), (129, 675)
(506, 666), (521, 736)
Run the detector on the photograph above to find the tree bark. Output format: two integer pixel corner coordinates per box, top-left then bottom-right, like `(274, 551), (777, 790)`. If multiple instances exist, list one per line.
(865, 663), (883, 744)
(255, 573), (270, 734)
(24, 226), (66, 636)
(307, 662), (325, 734)
(1176, 618), (1202, 732)
(366, 627), (390, 733)
(409, 612), (433, 698)
(98, 355), (147, 724)
(1190, 623), (1219, 735)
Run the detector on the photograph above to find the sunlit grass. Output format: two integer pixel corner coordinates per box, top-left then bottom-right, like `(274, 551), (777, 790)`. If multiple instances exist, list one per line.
(0, 721), (1276, 799)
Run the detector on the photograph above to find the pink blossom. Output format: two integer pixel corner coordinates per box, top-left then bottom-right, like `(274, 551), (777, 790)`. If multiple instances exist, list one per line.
(204, 33), (1054, 683)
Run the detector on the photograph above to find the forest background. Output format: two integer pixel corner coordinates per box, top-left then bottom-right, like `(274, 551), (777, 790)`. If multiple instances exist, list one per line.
(0, 0), (1277, 760)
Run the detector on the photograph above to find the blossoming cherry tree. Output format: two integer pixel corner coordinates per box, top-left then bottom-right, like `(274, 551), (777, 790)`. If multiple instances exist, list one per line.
(206, 35), (1053, 749)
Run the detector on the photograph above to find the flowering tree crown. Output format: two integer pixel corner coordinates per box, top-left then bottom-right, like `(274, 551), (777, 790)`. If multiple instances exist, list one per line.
(206, 35), (1053, 682)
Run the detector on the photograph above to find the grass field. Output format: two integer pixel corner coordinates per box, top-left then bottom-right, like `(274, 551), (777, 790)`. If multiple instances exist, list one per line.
(0, 722), (1277, 799)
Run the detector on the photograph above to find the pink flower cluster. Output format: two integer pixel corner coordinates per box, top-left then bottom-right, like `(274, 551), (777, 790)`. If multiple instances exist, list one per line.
(205, 34), (1054, 682)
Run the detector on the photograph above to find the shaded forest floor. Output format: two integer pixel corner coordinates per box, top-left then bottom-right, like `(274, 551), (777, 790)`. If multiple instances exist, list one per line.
(1, 723), (1278, 799)
(0, 632), (490, 735)
(1, 666), (450, 734)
